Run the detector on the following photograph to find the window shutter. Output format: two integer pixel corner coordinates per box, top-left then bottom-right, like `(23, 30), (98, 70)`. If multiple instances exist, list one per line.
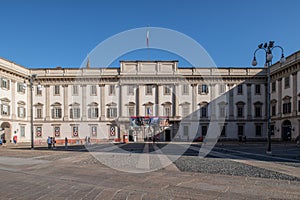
(24, 108), (26, 117)
(17, 107), (20, 117)
(70, 108), (73, 118)
(51, 109), (54, 118)
(58, 108), (62, 118)
(96, 108), (99, 118)
(88, 108), (91, 118)
(8, 105), (10, 115)
(107, 108), (110, 118)
(7, 80), (10, 90)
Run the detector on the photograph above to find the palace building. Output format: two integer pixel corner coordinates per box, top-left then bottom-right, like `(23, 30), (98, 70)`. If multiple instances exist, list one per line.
(0, 51), (299, 144)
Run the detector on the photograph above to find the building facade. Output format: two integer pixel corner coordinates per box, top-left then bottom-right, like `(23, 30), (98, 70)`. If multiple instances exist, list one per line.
(0, 51), (299, 144)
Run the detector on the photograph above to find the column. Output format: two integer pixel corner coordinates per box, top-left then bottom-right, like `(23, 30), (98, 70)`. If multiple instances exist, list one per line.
(246, 83), (252, 119)
(81, 85), (87, 120)
(210, 84), (216, 119)
(228, 84), (234, 119)
(135, 85), (140, 116)
(277, 78), (282, 117)
(172, 84), (176, 117)
(99, 84), (105, 119)
(192, 84), (197, 115)
(155, 84), (159, 116)
(63, 85), (68, 121)
(45, 85), (50, 120)
(11, 80), (16, 120)
(292, 72), (298, 116)
(118, 84), (122, 117)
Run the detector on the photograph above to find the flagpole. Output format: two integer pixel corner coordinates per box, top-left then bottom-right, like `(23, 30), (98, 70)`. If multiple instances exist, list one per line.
(146, 28), (150, 61)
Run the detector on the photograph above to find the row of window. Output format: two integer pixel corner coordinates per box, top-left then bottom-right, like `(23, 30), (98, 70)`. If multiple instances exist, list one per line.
(183, 124), (264, 138)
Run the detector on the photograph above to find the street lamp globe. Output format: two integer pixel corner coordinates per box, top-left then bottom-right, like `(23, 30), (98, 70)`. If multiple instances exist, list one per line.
(252, 57), (257, 66)
(267, 53), (273, 62)
(280, 54), (286, 64)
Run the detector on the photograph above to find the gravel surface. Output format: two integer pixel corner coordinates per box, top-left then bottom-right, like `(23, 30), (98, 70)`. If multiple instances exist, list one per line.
(174, 156), (300, 182)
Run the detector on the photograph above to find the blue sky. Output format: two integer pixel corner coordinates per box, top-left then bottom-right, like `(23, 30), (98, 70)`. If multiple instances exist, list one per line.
(0, 0), (299, 68)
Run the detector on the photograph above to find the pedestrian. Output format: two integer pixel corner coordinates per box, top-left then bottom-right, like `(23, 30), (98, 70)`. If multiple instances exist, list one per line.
(52, 137), (56, 149)
(65, 137), (68, 149)
(88, 136), (91, 145)
(296, 135), (300, 146)
(47, 137), (51, 149)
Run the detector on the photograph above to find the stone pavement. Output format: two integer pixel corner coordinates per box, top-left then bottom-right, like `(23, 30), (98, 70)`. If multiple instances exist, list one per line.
(0, 147), (300, 199)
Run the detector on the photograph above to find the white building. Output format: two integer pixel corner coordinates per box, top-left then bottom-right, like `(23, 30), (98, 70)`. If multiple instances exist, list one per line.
(0, 51), (299, 144)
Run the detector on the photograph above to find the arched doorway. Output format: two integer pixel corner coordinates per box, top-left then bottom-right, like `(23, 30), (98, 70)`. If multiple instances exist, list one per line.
(282, 120), (292, 141)
(1, 122), (11, 143)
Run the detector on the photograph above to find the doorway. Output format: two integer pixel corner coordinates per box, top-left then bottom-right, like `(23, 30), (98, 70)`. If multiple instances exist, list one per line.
(1, 122), (11, 143)
(282, 120), (292, 141)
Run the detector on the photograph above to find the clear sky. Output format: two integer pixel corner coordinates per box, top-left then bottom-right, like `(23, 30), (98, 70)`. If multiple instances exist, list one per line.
(0, 0), (299, 68)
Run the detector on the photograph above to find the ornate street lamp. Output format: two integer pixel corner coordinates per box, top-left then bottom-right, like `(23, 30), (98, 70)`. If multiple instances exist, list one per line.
(24, 74), (41, 149)
(252, 41), (285, 154)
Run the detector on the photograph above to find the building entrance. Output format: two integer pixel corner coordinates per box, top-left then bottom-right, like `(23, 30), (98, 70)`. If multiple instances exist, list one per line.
(282, 120), (292, 141)
(1, 122), (11, 143)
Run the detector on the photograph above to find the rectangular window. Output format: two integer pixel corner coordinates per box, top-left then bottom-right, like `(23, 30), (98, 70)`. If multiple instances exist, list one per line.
(107, 107), (117, 118)
(183, 126), (189, 136)
(219, 105), (225, 117)
(271, 105), (276, 116)
(1, 78), (10, 89)
(70, 108), (80, 119)
(255, 106), (262, 117)
(128, 106), (135, 116)
(109, 85), (115, 96)
(91, 126), (97, 137)
(145, 106), (153, 116)
(202, 125), (207, 136)
(182, 105), (190, 117)
(255, 84), (261, 95)
(36, 108), (43, 119)
(237, 107), (243, 117)
(72, 85), (79, 96)
(127, 85), (134, 95)
(284, 76), (290, 88)
(237, 85), (243, 95)
(238, 125), (244, 136)
(36, 126), (42, 137)
(164, 106), (171, 116)
(52, 107), (62, 119)
(36, 85), (42, 95)
(201, 107), (207, 118)
(55, 127), (61, 137)
(219, 84), (225, 94)
(255, 125), (262, 136)
(90, 85), (97, 95)
(198, 84), (209, 94)
(88, 107), (99, 118)
(146, 85), (152, 95)
(271, 82), (276, 92)
(182, 84), (189, 95)
(283, 102), (291, 114)
(17, 82), (25, 93)
(20, 126), (25, 137)
(164, 85), (171, 95)
(18, 107), (26, 118)
(54, 85), (60, 95)
(1, 104), (10, 116)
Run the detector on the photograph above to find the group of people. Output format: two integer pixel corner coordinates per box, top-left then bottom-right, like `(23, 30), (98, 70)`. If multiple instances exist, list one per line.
(47, 137), (56, 149)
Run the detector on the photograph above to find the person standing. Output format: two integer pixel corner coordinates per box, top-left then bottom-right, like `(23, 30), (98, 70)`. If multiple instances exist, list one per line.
(47, 137), (51, 149)
(52, 137), (56, 149)
(65, 137), (68, 150)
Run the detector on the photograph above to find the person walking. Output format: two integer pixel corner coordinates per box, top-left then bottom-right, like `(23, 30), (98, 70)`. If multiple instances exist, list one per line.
(52, 137), (56, 149)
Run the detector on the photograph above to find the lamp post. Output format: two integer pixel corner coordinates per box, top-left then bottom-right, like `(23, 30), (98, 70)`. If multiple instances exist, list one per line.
(24, 74), (40, 149)
(252, 41), (285, 154)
